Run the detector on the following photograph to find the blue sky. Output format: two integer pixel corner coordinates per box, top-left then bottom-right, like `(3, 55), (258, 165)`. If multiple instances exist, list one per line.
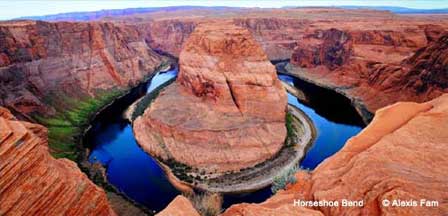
(1, 0), (448, 20)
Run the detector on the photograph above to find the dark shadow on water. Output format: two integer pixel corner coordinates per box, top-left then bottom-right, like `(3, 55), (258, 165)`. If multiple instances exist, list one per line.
(222, 188), (272, 209)
(294, 77), (364, 126)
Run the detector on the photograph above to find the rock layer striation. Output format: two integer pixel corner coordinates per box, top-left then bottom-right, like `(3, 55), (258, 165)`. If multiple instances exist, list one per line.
(288, 27), (448, 120)
(134, 22), (287, 174)
(0, 20), (164, 119)
(0, 107), (116, 215)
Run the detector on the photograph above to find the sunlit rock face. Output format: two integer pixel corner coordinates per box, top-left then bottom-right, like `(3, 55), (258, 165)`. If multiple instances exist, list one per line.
(176, 22), (287, 121)
(0, 20), (164, 118)
(134, 22), (287, 174)
(0, 107), (116, 215)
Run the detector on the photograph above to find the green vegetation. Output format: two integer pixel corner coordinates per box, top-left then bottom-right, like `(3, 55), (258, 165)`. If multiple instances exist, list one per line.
(34, 88), (125, 160)
(165, 158), (195, 183)
(30, 60), (173, 161)
(32, 58), (174, 161)
(270, 111), (310, 193)
(284, 111), (304, 148)
(285, 112), (295, 141)
(271, 164), (299, 194)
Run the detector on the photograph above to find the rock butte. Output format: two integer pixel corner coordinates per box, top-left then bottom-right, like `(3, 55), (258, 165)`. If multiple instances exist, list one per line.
(0, 107), (115, 215)
(133, 22), (287, 174)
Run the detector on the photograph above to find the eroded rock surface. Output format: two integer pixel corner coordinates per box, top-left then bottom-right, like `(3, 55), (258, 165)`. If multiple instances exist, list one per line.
(134, 22), (287, 174)
(0, 107), (115, 215)
(222, 93), (448, 215)
(0, 20), (164, 119)
(112, 8), (447, 61)
(288, 28), (448, 119)
(156, 195), (200, 216)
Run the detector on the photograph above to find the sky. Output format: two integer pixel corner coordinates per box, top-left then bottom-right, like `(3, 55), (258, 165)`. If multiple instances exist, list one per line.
(1, 0), (448, 20)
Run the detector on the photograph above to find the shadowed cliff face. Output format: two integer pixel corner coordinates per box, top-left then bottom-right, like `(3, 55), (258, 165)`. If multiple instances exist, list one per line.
(134, 22), (287, 174)
(0, 107), (116, 216)
(401, 32), (448, 92)
(0, 20), (164, 119)
(366, 31), (448, 94)
(291, 28), (352, 70)
(143, 19), (197, 56)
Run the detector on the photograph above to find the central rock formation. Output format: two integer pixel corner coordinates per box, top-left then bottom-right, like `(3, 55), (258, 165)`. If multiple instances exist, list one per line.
(134, 22), (287, 174)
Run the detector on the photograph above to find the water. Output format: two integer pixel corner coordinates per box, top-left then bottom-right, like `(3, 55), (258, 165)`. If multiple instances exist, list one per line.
(85, 70), (364, 212)
(86, 69), (180, 212)
(146, 69), (178, 93)
(278, 74), (364, 169)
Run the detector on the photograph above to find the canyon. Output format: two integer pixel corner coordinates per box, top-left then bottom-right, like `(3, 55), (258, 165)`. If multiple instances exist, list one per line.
(286, 26), (448, 121)
(0, 20), (165, 119)
(133, 22), (288, 175)
(0, 6), (447, 216)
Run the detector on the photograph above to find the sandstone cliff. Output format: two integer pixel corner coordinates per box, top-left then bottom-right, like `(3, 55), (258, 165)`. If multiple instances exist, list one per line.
(0, 107), (116, 215)
(288, 28), (448, 118)
(156, 195), (200, 216)
(134, 22), (287, 174)
(220, 93), (448, 215)
(118, 8), (447, 61)
(0, 20), (164, 119)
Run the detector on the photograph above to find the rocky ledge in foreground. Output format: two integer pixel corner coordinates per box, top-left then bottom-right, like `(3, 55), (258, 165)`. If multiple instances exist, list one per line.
(133, 22), (288, 183)
(0, 107), (115, 216)
(219, 93), (448, 215)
